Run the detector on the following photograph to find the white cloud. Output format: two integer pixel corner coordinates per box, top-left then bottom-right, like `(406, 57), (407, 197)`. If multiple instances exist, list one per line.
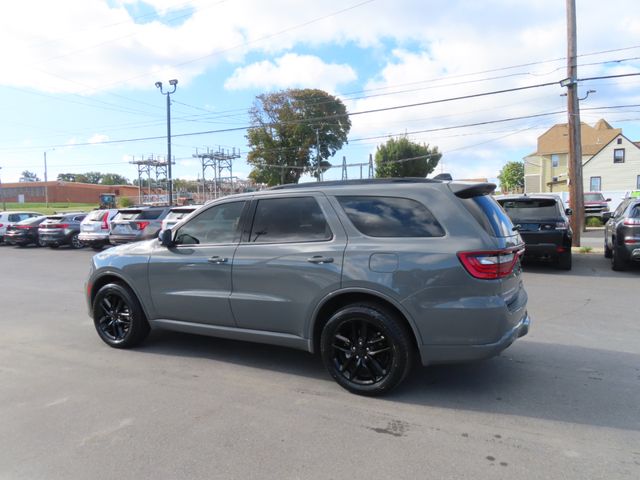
(224, 53), (356, 92)
(88, 133), (109, 144)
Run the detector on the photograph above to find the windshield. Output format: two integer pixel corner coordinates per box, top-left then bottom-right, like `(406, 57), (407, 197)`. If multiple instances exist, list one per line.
(584, 193), (604, 202)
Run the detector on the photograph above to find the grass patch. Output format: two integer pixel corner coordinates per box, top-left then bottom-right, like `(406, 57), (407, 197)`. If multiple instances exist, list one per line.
(579, 246), (593, 253)
(1, 202), (97, 215)
(585, 217), (603, 227)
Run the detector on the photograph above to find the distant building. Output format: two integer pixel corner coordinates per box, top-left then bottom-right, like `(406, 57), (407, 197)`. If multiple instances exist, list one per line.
(523, 119), (639, 193)
(0, 181), (141, 204)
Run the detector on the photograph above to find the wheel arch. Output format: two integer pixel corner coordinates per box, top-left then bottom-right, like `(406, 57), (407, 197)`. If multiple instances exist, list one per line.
(89, 272), (151, 321)
(309, 289), (422, 355)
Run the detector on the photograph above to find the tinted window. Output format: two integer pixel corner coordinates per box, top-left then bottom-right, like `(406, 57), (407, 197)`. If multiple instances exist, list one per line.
(86, 210), (106, 221)
(584, 193), (604, 202)
(337, 196), (444, 238)
(629, 203), (640, 219)
(138, 209), (165, 220)
(498, 198), (561, 220)
(249, 197), (332, 243)
(462, 196), (515, 237)
(175, 201), (245, 245)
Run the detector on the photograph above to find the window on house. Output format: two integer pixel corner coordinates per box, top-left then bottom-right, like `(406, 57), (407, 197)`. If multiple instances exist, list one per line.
(590, 177), (602, 192)
(637, 175), (640, 190)
(614, 148), (625, 163)
(617, 138), (622, 145)
(551, 154), (559, 168)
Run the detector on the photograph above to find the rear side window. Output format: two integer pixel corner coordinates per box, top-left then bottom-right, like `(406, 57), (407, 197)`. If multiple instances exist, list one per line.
(337, 196), (444, 237)
(461, 196), (514, 237)
(249, 197), (332, 243)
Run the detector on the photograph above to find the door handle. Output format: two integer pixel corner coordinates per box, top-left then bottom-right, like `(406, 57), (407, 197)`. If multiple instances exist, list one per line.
(208, 256), (229, 264)
(307, 256), (334, 264)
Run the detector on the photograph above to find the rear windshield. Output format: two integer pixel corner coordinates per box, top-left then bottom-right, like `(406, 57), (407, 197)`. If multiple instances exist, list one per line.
(18, 216), (45, 226)
(498, 198), (561, 221)
(460, 195), (514, 237)
(45, 216), (64, 222)
(115, 209), (164, 221)
(86, 210), (106, 221)
(166, 210), (194, 221)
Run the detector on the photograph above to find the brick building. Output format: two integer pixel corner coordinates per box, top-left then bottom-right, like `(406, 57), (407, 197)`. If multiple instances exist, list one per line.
(0, 181), (141, 204)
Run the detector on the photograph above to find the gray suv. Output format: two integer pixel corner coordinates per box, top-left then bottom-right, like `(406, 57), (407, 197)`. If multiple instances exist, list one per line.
(86, 179), (530, 395)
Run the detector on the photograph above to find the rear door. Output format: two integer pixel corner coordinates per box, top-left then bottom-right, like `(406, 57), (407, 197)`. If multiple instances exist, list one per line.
(231, 194), (346, 337)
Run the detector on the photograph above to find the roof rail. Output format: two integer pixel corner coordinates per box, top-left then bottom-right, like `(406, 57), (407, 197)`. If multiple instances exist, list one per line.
(269, 177), (443, 190)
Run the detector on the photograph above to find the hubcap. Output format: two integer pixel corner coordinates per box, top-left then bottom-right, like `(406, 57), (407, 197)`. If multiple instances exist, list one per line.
(331, 319), (392, 385)
(97, 294), (132, 342)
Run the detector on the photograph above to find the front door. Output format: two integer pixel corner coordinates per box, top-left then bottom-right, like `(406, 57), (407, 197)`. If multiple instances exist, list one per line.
(148, 200), (247, 327)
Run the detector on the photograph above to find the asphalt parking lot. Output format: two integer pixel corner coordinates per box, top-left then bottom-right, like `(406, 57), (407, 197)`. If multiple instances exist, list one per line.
(0, 244), (638, 480)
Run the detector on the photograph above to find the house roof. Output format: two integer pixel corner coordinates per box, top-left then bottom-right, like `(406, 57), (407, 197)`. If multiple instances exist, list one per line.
(534, 119), (621, 156)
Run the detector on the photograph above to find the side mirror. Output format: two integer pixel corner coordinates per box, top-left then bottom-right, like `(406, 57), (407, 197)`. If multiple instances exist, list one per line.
(159, 228), (174, 247)
(605, 198), (612, 202)
(602, 212), (613, 221)
(565, 208), (573, 216)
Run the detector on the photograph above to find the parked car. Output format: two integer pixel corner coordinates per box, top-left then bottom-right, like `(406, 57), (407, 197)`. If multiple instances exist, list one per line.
(38, 212), (87, 249)
(496, 194), (573, 270)
(604, 197), (640, 270)
(109, 206), (172, 245)
(87, 178), (530, 396)
(161, 205), (201, 231)
(78, 209), (119, 250)
(0, 211), (41, 243)
(3, 215), (47, 247)
(584, 192), (611, 220)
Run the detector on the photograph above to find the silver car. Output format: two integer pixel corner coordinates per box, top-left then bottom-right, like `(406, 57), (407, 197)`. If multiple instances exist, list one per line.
(79, 209), (119, 250)
(86, 179), (530, 395)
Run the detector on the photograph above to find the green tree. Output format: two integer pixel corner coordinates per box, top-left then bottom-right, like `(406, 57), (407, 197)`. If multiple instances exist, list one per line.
(246, 88), (351, 186)
(57, 173), (76, 182)
(497, 161), (524, 193)
(374, 137), (441, 178)
(20, 170), (40, 182)
(101, 173), (129, 185)
(83, 171), (103, 184)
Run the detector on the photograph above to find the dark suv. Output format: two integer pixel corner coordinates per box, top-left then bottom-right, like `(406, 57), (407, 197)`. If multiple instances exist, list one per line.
(38, 212), (87, 249)
(86, 179), (530, 396)
(604, 197), (640, 270)
(497, 194), (573, 270)
(109, 206), (171, 245)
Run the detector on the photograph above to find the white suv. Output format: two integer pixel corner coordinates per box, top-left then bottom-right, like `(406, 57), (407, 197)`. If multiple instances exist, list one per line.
(0, 211), (41, 243)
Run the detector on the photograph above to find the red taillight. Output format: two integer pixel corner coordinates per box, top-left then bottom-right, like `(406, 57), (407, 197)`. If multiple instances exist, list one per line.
(101, 212), (110, 230)
(51, 223), (70, 229)
(624, 238), (640, 245)
(16, 225), (31, 230)
(133, 221), (150, 230)
(623, 218), (640, 226)
(457, 248), (522, 280)
(0, 223), (4, 228)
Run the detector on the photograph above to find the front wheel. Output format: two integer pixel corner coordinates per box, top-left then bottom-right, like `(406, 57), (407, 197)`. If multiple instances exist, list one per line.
(320, 303), (414, 396)
(557, 251), (572, 270)
(93, 283), (150, 348)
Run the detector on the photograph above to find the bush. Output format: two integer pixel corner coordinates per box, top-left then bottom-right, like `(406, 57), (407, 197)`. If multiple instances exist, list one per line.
(585, 217), (603, 227)
(118, 197), (133, 208)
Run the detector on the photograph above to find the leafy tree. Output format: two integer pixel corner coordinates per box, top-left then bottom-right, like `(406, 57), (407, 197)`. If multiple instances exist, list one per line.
(374, 137), (441, 178)
(497, 161), (524, 193)
(83, 171), (103, 184)
(246, 88), (351, 185)
(57, 173), (76, 182)
(20, 170), (40, 182)
(101, 173), (129, 185)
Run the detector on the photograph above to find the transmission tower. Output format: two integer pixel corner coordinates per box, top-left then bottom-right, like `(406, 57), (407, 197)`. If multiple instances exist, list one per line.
(193, 147), (241, 201)
(130, 154), (171, 204)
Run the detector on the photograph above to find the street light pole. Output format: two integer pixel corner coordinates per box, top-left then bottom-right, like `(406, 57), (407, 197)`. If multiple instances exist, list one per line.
(0, 166), (5, 211)
(44, 151), (49, 208)
(155, 79), (178, 205)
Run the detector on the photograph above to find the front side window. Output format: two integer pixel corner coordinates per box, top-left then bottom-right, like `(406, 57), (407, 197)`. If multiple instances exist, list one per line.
(337, 196), (444, 237)
(589, 177), (602, 192)
(614, 148), (625, 163)
(175, 201), (245, 245)
(249, 197), (332, 244)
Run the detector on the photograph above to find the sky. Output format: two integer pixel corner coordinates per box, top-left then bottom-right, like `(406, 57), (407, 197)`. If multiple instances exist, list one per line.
(0, 0), (639, 186)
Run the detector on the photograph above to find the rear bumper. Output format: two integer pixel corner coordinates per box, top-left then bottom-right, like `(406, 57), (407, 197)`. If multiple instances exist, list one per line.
(418, 311), (531, 366)
(79, 233), (109, 246)
(109, 234), (140, 245)
(39, 231), (73, 245)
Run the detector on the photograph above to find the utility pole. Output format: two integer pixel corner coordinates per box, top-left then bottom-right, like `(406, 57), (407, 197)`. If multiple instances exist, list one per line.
(0, 166), (5, 211)
(155, 79), (178, 205)
(43, 151), (49, 208)
(565, 0), (584, 246)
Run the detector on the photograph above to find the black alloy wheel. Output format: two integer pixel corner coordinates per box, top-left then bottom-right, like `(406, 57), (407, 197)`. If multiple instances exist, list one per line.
(70, 233), (84, 249)
(321, 303), (414, 396)
(93, 283), (149, 348)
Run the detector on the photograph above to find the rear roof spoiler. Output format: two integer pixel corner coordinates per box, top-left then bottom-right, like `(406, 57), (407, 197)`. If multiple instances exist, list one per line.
(449, 182), (496, 199)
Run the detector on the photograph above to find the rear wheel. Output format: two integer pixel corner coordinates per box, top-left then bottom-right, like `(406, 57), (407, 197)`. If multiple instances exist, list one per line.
(557, 251), (572, 270)
(70, 233), (84, 249)
(93, 283), (150, 348)
(604, 240), (612, 259)
(320, 303), (414, 396)
(611, 246), (628, 271)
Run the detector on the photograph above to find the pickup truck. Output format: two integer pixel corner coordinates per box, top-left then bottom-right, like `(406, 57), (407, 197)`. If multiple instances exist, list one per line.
(584, 192), (610, 220)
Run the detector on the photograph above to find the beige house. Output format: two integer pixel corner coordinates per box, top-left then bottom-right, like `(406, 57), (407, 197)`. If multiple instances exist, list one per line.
(523, 119), (633, 193)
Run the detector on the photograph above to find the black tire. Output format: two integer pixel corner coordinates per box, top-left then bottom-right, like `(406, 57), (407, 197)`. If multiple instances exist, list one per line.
(557, 251), (572, 270)
(37, 238), (46, 248)
(92, 283), (150, 348)
(320, 303), (414, 396)
(91, 245), (103, 251)
(48, 244), (59, 249)
(69, 233), (84, 249)
(611, 246), (628, 271)
(604, 241), (612, 259)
